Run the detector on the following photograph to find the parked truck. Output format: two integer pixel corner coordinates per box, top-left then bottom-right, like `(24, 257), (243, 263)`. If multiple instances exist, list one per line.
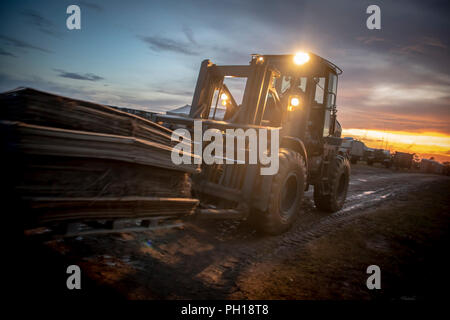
(420, 158), (445, 174)
(392, 151), (414, 169)
(365, 148), (392, 168)
(339, 137), (365, 164)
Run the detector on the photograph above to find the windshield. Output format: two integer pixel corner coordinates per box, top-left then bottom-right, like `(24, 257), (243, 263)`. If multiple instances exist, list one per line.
(279, 76), (307, 94)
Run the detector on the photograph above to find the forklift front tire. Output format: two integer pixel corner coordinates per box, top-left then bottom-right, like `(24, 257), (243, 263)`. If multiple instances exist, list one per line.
(252, 148), (306, 235)
(314, 155), (350, 212)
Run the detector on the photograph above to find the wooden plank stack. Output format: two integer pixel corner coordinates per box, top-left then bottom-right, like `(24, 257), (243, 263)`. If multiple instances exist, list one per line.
(1, 88), (199, 228)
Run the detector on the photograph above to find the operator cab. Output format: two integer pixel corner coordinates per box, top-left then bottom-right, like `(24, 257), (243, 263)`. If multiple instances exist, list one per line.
(255, 53), (342, 151)
(183, 52), (341, 143)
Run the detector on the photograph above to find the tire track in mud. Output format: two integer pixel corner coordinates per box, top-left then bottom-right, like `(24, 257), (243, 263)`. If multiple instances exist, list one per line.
(255, 174), (438, 253)
(198, 173), (445, 296)
(184, 190), (391, 294)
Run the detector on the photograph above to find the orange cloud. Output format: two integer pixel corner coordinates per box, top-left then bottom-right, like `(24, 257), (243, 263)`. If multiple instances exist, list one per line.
(342, 129), (450, 163)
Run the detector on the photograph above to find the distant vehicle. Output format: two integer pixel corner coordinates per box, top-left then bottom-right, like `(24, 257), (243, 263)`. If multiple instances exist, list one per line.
(365, 148), (391, 168)
(339, 137), (365, 164)
(392, 152), (414, 169)
(420, 158), (445, 174)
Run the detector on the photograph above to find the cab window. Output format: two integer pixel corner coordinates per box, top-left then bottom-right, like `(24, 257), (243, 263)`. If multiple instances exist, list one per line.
(323, 73), (338, 136)
(314, 77), (325, 104)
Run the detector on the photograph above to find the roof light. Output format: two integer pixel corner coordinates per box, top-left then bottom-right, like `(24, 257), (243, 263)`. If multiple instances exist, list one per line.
(294, 52), (310, 65)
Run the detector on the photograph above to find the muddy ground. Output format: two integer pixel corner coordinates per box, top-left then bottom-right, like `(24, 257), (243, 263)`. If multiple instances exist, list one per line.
(23, 164), (450, 300)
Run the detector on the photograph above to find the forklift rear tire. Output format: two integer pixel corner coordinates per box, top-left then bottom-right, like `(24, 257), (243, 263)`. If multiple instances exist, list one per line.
(314, 155), (350, 212)
(252, 148), (306, 235)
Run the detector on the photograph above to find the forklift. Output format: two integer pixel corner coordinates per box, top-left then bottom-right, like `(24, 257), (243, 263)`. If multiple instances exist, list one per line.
(154, 52), (350, 234)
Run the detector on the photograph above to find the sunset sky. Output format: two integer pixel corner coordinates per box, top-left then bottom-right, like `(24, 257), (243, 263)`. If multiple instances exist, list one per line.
(0, 0), (449, 161)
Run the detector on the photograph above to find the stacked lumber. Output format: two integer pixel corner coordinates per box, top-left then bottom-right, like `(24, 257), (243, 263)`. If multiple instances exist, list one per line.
(1, 88), (199, 228)
(0, 87), (182, 146)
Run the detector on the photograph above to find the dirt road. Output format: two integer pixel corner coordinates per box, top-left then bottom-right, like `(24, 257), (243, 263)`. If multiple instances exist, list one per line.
(26, 164), (450, 299)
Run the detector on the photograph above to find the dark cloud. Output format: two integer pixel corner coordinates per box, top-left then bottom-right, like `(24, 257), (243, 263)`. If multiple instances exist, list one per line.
(182, 25), (197, 45)
(0, 48), (16, 57)
(54, 69), (104, 81)
(0, 72), (92, 98)
(154, 88), (192, 97)
(355, 36), (385, 45)
(139, 35), (198, 55)
(141, 26), (247, 63)
(21, 9), (52, 28)
(0, 35), (52, 53)
(21, 9), (61, 38)
(79, 1), (103, 12)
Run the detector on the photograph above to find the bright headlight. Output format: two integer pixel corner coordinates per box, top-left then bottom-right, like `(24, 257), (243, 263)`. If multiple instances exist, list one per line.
(294, 52), (310, 65)
(288, 96), (301, 111)
(290, 97), (300, 106)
